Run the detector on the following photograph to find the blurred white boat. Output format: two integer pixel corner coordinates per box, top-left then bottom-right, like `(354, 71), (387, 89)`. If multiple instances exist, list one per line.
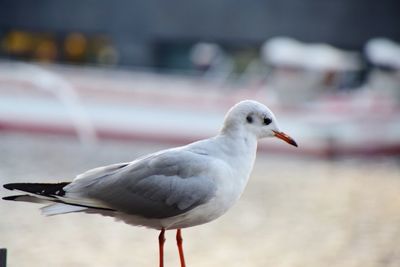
(0, 62), (399, 157)
(261, 37), (363, 103)
(365, 38), (400, 101)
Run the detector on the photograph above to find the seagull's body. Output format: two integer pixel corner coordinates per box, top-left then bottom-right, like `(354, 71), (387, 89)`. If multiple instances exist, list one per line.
(3, 100), (297, 267)
(112, 132), (257, 230)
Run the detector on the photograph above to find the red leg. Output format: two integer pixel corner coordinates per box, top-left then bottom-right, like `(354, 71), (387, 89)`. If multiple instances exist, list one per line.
(158, 229), (166, 267)
(176, 229), (186, 267)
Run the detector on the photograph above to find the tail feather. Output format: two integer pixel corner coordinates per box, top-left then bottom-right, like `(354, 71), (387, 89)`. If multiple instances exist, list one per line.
(3, 182), (70, 197)
(3, 194), (52, 203)
(41, 203), (88, 216)
(3, 182), (115, 216)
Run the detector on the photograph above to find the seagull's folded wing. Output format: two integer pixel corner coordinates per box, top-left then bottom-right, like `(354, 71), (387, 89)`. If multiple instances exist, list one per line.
(64, 149), (217, 219)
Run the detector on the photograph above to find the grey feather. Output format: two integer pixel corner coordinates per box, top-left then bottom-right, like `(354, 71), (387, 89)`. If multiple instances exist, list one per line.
(64, 148), (217, 219)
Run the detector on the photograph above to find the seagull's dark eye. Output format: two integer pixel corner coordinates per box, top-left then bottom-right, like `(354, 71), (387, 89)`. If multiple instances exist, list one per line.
(246, 115), (253, 124)
(263, 117), (272, 125)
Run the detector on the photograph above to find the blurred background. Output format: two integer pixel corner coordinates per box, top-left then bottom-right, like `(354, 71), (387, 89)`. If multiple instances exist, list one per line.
(0, 0), (400, 266)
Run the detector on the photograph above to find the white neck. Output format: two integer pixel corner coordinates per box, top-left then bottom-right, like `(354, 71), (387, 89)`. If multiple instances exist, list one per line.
(216, 128), (258, 180)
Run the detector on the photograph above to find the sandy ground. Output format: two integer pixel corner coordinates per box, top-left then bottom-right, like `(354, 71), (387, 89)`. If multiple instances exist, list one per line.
(1, 133), (400, 267)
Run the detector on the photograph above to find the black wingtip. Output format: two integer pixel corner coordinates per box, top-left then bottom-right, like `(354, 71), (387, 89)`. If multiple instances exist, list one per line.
(2, 195), (21, 201)
(2, 182), (70, 197)
(3, 183), (18, 190)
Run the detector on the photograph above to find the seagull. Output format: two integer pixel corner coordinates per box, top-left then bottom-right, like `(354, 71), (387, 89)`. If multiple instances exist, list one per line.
(2, 100), (297, 267)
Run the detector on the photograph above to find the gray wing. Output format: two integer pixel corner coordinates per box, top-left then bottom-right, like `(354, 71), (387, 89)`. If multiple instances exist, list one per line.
(65, 149), (217, 219)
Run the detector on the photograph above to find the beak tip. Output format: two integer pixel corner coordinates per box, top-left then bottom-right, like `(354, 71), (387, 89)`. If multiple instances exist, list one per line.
(273, 130), (298, 148)
(291, 141), (298, 147)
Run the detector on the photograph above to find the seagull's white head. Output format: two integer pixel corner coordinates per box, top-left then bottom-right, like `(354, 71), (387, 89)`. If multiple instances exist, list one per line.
(221, 100), (297, 147)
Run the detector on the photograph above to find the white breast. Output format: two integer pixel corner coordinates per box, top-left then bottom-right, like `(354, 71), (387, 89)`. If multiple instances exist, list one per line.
(161, 136), (257, 230)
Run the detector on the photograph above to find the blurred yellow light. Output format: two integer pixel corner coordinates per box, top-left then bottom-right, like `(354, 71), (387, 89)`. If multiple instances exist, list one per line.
(35, 39), (58, 62)
(65, 33), (87, 58)
(5, 31), (32, 54)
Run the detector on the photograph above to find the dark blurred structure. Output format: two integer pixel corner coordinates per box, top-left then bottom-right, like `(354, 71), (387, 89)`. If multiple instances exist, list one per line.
(0, 0), (399, 69)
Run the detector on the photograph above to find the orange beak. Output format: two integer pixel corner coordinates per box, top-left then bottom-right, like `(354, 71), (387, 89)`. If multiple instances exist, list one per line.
(272, 130), (298, 147)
